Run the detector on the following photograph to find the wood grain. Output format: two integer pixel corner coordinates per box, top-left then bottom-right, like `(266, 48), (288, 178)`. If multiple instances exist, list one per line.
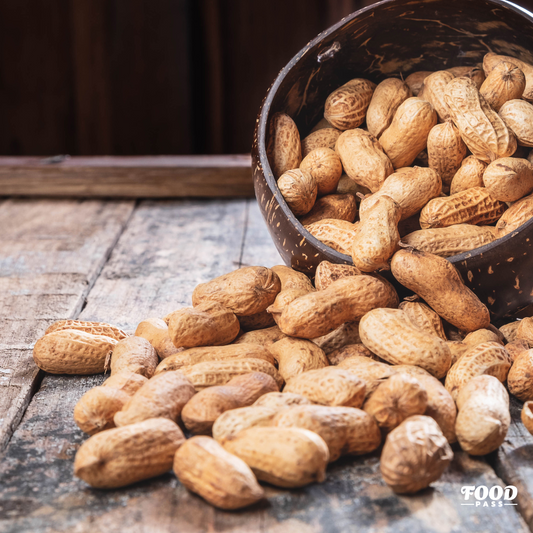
(0, 155), (253, 198)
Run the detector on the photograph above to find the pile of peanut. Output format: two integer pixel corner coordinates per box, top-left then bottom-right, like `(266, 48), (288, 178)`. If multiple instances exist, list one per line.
(268, 52), (533, 264)
(33, 257), (533, 509)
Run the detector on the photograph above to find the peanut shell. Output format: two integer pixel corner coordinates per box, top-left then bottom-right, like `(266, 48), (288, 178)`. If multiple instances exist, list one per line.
(300, 193), (357, 226)
(450, 156), (487, 195)
(480, 61), (526, 111)
(300, 147), (343, 196)
(266, 112), (301, 178)
(483, 157), (533, 202)
(278, 168), (318, 216)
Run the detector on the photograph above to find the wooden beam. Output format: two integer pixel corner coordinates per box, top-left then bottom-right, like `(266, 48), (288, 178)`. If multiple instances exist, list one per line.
(0, 155), (254, 198)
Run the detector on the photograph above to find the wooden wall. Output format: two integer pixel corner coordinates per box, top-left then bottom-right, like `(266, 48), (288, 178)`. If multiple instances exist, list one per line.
(0, 0), (531, 156)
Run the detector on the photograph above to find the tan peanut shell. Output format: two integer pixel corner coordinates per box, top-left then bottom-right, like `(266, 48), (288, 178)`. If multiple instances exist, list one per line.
(351, 195), (401, 272)
(222, 427), (329, 488)
(277, 275), (397, 339)
(300, 147), (343, 196)
(271, 265), (315, 292)
(359, 308), (451, 378)
(455, 375), (510, 455)
(274, 405), (381, 462)
(496, 192), (533, 236)
(480, 61), (526, 111)
(401, 224), (497, 258)
(507, 349), (533, 401)
(114, 371), (196, 427)
(166, 302), (240, 349)
(311, 320), (362, 354)
(420, 187), (507, 229)
(269, 337), (329, 382)
(359, 166), (442, 221)
(448, 341), (469, 366)
(327, 344), (379, 366)
(213, 406), (279, 442)
(380, 415), (453, 493)
(463, 328), (503, 346)
(450, 156), (487, 195)
(444, 76), (516, 162)
(135, 318), (180, 359)
(505, 339), (530, 362)
(423, 70), (455, 121)
(45, 320), (128, 341)
(444, 341), (511, 400)
(399, 301), (446, 340)
(253, 391), (313, 409)
(499, 99), (533, 147)
(366, 78), (412, 138)
(192, 266), (281, 317)
(155, 343), (275, 374)
(74, 418), (185, 489)
(314, 261), (361, 291)
(109, 336), (158, 378)
(300, 193), (357, 226)
(500, 321), (521, 343)
(335, 129), (394, 192)
(305, 218), (359, 255)
(267, 288), (310, 325)
(390, 248), (490, 332)
(33, 329), (118, 375)
(522, 401), (533, 435)
(74, 386), (131, 435)
(266, 112), (301, 178)
(238, 309), (275, 331)
(405, 71), (432, 96)
(483, 157), (533, 202)
(181, 372), (279, 434)
(102, 371), (148, 395)
(427, 122), (467, 186)
(516, 317), (533, 347)
(337, 356), (394, 397)
(173, 436), (264, 510)
(379, 97), (438, 169)
(233, 325), (287, 347)
(302, 127), (342, 158)
(310, 117), (333, 132)
(483, 52), (533, 102)
(336, 173), (371, 197)
(364, 373), (428, 431)
(447, 66), (485, 89)
(179, 358), (283, 390)
(324, 78), (376, 130)
(278, 168), (318, 216)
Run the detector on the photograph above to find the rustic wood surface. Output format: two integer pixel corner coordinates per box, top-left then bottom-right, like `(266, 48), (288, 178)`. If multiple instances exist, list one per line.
(0, 197), (532, 533)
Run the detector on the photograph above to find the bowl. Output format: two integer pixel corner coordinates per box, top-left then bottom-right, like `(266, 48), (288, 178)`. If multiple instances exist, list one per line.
(251, 0), (533, 322)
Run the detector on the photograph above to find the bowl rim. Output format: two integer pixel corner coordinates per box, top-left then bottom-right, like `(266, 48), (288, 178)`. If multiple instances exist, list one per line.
(255, 0), (533, 268)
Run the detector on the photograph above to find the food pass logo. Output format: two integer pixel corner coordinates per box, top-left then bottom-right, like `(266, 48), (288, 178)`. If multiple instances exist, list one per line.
(461, 485), (518, 507)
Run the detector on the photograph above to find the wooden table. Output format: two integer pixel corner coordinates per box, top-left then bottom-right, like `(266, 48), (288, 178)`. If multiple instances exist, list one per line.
(1, 193), (533, 533)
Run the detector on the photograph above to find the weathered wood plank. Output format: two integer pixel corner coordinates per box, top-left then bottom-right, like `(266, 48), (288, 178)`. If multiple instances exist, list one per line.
(0, 155), (253, 198)
(0, 198), (135, 451)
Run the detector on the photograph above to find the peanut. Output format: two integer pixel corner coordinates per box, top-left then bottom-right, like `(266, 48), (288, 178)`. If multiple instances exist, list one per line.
(399, 300), (446, 340)
(483, 52), (533, 102)
(238, 309), (275, 331)
(447, 66), (485, 89)
(266, 112), (301, 178)
(480, 61), (526, 111)
(271, 264), (315, 292)
(302, 127), (341, 158)
(304, 218), (358, 255)
(45, 320), (128, 341)
(500, 321), (521, 343)
(483, 157), (533, 202)
(336, 173), (371, 197)
(109, 336), (158, 378)
(253, 391), (313, 409)
(300, 147), (343, 196)
(423, 70), (455, 121)
(327, 344), (379, 365)
(300, 193), (357, 226)
(337, 356), (394, 396)
(427, 122), (467, 186)
(213, 406), (280, 442)
(496, 192), (533, 236)
(314, 261), (361, 291)
(450, 156), (487, 195)
(507, 349), (533, 401)
(516, 317), (533, 347)
(278, 168), (318, 216)
(311, 320), (362, 354)
(135, 318), (181, 359)
(522, 401), (533, 435)
(233, 325), (287, 347)
(405, 71), (432, 96)
(463, 328), (503, 346)
(499, 99), (533, 147)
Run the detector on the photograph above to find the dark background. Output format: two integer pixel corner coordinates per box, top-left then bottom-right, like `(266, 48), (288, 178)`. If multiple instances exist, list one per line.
(1, 0), (532, 156)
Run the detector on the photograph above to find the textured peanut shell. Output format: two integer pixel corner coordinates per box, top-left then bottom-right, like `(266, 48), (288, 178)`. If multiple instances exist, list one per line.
(420, 187), (507, 228)
(447, 66), (485, 89)
(283, 367), (365, 407)
(401, 224), (497, 258)
(304, 218), (359, 255)
(74, 418), (185, 488)
(483, 52), (533, 102)
(507, 349), (533, 401)
(238, 309), (276, 331)
(380, 415), (453, 493)
(359, 308), (451, 378)
(181, 372), (279, 434)
(455, 375), (510, 455)
(135, 318), (180, 359)
(480, 61), (526, 111)
(274, 405), (381, 462)
(483, 157), (533, 202)
(448, 341), (470, 366)
(463, 328), (503, 346)
(267, 288), (310, 325)
(505, 339), (530, 363)
(500, 321), (521, 343)
(300, 193), (357, 226)
(109, 336), (158, 378)
(405, 71), (432, 96)
(311, 320), (362, 354)
(423, 70), (455, 121)
(351, 195), (401, 272)
(399, 301), (446, 340)
(390, 248), (490, 332)
(324, 78), (376, 130)
(336, 173), (371, 197)
(314, 261), (361, 291)
(516, 317), (533, 347)
(167, 302), (240, 349)
(102, 371), (148, 395)
(45, 320), (128, 341)
(428, 122), (467, 186)
(496, 192), (533, 236)
(359, 167), (442, 221)
(379, 97), (438, 169)
(222, 427), (329, 488)
(192, 266), (281, 317)
(277, 168), (318, 216)
(114, 370), (196, 426)
(366, 78), (412, 138)
(522, 401), (533, 435)
(271, 265), (315, 292)
(253, 391), (313, 409)
(74, 386), (131, 435)
(269, 337), (329, 382)
(444, 76), (516, 162)
(335, 129), (394, 192)
(499, 99), (533, 147)
(277, 275), (398, 339)
(213, 406), (279, 442)
(33, 329), (118, 375)
(300, 148), (343, 196)
(337, 356), (394, 397)
(173, 436), (264, 510)
(450, 156), (487, 195)
(233, 325), (287, 347)
(302, 127), (342, 158)
(328, 344), (379, 366)
(444, 341), (511, 400)
(266, 112), (301, 178)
